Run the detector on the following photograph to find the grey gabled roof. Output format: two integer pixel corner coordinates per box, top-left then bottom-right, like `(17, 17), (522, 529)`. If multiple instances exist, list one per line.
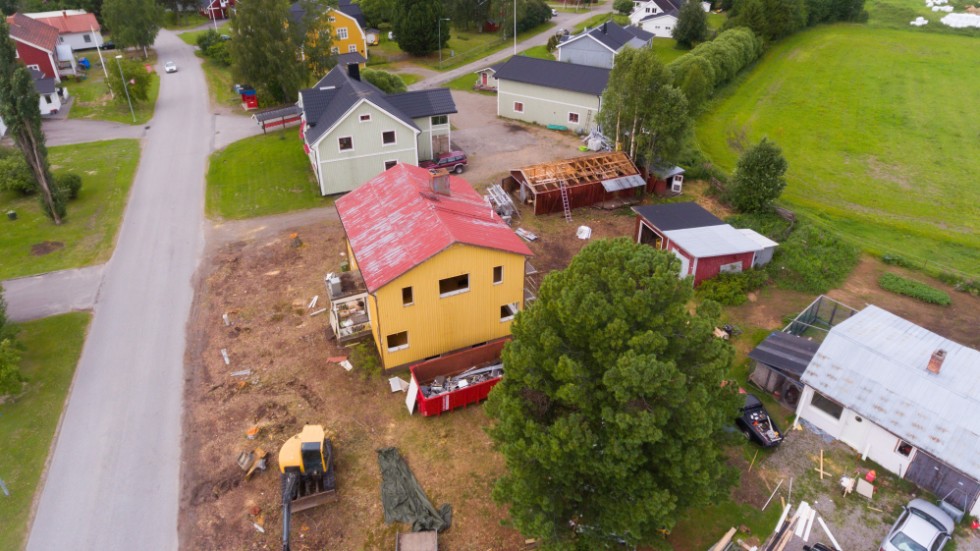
(385, 89), (457, 119)
(301, 66), (457, 146)
(571, 21), (651, 52)
(801, 305), (980, 481)
(29, 68), (55, 94)
(493, 55), (610, 96)
(336, 52), (367, 66)
(337, 0), (367, 29)
(632, 202), (724, 231)
(749, 331), (820, 379)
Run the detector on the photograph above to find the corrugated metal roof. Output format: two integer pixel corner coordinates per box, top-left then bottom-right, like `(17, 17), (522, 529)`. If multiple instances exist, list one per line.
(28, 11), (100, 34)
(801, 306), (980, 480)
(253, 105), (302, 123)
(749, 331), (820, 378)
(738, 228), (779, 249)
(335, 164), (533, 293)
(650, 165), (685, 179)
(7, 13), (59, 51)
(601, 174), (645, 192)
(663, 224), (762, 257)
(632, 202), (723, 231)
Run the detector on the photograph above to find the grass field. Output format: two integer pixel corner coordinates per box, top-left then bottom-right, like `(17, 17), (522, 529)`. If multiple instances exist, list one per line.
(68, 59), (160, 125)
(650, 37), (685, 63)
(0, 139), (141, 280)
(696, 25), (980, 277)
(0, 312), (91, 551)
(867, 0), (980, 32)
(206, 132), (327, 219)
(521, 44), (555, 59)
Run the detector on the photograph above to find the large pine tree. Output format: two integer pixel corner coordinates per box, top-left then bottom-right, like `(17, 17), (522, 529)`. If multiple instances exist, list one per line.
(0, 20), (63, 223)
(391, 0), (445, 56)
(486, 238), (741, 549)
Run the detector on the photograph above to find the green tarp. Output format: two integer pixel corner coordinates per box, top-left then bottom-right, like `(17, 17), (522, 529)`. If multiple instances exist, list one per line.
(377, 447), (452, 533)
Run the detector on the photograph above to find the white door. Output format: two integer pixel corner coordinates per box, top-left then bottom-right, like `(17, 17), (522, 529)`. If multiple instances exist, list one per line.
(839, 410), (872, 451)
(671, 249), (689, 278)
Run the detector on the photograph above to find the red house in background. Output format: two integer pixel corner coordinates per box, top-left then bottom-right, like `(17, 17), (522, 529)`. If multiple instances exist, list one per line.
(200, 0), (236, 20)
(6, 13), (68, 83)
(632, 202), (778, 286)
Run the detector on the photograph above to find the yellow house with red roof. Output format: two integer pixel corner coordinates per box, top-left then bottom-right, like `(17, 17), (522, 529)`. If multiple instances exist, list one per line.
(290, 0), (368, 67)
(327, 164), (532, 371)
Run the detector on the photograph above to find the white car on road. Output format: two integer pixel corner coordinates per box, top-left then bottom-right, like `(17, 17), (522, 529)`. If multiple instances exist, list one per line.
(164, 61), (178, 73)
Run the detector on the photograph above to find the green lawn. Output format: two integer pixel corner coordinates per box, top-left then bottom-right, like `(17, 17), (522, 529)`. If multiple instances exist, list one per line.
(707, 11), (727, 29)
(397, 72), (422, 86)
(206, 132), (328, 219)
(696, 25), (980, 277)
(0, 139), (141, 280)
(520, 45), (555, 59)
(650, 37), (685, 63)
(164, 12), (210, 30)
(867, 0), (980, 32)
(178, 28), (211, 46)
(68, 57), (160, 125)
(200, 57), (240, 110)
(0, 312), (91, 551)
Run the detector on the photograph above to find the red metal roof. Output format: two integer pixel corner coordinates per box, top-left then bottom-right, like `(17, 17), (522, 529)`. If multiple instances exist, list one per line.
(6, 13), (59, 52)
(336, 164), (533, 293)
(31, 12), (100, 34)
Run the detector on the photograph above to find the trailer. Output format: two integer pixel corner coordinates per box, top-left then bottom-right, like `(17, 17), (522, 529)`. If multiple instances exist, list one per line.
(407, 339), (507, 416)
(736, 394), (784, 448)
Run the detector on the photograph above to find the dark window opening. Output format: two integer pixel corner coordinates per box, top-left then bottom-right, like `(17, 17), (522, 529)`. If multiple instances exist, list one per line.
(386, 331), (408, 351)
(493, 266), (503, 284)
(810, 392), (843, 420)
(402, 286), (413, 306)
(439, 274), (469, 296)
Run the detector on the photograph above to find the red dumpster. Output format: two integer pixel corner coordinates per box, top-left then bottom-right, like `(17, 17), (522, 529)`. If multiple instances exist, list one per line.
(409, 338), (507, 416)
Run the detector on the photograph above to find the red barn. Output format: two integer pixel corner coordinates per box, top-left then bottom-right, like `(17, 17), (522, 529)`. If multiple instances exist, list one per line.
(6, 13), (63, 82)
(632, 202), (778, 286)
(200, 0), (236, 20)
(507, 151), (647, 216)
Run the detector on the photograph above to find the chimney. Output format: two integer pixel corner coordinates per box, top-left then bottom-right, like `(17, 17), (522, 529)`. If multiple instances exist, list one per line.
(602, 22), (608, 34)
(927, 348), (946, 375)
(347, 62), (360, 82)
(430, 168), (451, 196)
(63, 10), (67, 17)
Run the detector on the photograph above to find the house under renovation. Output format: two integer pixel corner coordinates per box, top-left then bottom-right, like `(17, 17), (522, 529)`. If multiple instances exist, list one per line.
(504, 151), (645, 217)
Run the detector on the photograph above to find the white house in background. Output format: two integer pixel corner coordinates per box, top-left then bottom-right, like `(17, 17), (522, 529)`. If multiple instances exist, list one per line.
(30, 68), (64, 116)
(0, 116), (6, 137)
(555, 21), (653, 69)
(795, 305), (980, 518)
(630, 0), (681, 37)
(25, 10), (103, 50)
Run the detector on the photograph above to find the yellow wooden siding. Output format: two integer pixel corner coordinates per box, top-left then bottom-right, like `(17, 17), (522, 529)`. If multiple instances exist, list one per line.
(327, 9), (366, 60)
(370, 243), (526, 370)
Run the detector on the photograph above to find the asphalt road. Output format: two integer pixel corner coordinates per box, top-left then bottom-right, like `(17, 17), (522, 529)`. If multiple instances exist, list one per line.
(41, 119), (148, 146)
(409, 6), (614, 90)
(2, 265), (104, 322)
(26, 29), (209, 551)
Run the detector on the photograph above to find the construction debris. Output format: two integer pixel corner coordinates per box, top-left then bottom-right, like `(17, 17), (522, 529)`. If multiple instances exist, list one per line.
(246, 426), (259, 440)
(709, 527), (737, 551)
(761, 479), (783, 511)
(389, 377), (410, 393)
(486, 184), (518, 222)
(0, 478), (8, 497)
(237, 450), (255, 471)
(231, 369), (251, 377)
(815, 449), (829, 479)
(515, 228), (538, 242)
(309, 308), (327, 317)
(327, 356), (348, 364)
(339, 360), (353, 372)
(816, 516), (842, 551)
(222, 312), (230, 326)
(308, 295), (319, 310)
(575, 226), (592, 240)
(419, 364), (503, 398)
(220, 348), (230, 365)
(245, 448), (268, 480)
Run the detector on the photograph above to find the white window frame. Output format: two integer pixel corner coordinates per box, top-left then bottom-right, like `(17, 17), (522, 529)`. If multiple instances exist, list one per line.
(337, 27), (349, 40)
(431, 115), (448, 126)
(439, 274), (470, 298)
(384, 160), (398, 171)
(359, 114), (371, 122)
(338, 136), (354, 152)
(386, 331), (409, 352)
(27, 64), (40, 70)
(500, 303), (519, 322)
(568, 112), (580, 124)
(381, 130), (397, 146)
(513, 101), (524, 113)
(493, 265), (503, 285)
(348, 44), (358, 53)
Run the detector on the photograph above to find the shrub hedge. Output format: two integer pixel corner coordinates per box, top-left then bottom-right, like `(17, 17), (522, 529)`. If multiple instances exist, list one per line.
(878, 273), (951, 306)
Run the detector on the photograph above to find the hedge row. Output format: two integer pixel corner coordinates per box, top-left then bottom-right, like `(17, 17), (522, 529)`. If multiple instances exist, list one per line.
(667, 28), (764, 112)
(878, 273), (951, 306)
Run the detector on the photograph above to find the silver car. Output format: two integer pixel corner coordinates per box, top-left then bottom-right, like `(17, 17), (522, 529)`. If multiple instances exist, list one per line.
(880, 498), (955, 551)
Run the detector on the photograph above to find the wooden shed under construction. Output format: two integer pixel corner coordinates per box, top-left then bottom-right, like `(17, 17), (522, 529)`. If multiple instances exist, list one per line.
(505, 151), (646, 216)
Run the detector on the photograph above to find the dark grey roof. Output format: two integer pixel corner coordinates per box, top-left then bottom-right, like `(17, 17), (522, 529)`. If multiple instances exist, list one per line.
(493, 55), (609, 96)
(385, 89), (457, 119)
(631, 202), (725, 231)
(337, 0), (366, 29)
(254, 104), (302, 123)
(30, 68), (55, 94)
(651, 0), (682, 13)
(748, 332), (821, 379)
(580, 21), (650, 51)
(336, 52), (367, 66)
(301, 66), (456, 145)
(625, 25), (654, 42)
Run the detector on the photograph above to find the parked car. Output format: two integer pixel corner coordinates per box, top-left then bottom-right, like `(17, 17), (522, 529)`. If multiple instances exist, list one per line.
(551, 8), (559, 15)
(735, 394), (783, 447)
(880, 499), (954, 551)
(164, 61), (178, 73)
(419, 151), (467, 174)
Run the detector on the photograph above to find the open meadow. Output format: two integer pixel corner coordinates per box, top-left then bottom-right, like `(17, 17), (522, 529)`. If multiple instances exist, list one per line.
(696, 25), (980, 277)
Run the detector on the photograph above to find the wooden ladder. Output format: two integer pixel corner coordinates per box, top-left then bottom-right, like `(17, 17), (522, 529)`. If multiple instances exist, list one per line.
(559, 178), (572, 222)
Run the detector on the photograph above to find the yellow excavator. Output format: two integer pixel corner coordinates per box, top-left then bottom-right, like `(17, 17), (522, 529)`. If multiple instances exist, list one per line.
(278, 425), (337, 551)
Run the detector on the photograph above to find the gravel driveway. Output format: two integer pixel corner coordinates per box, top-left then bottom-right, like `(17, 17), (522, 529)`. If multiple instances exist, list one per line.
(449, 90), (587, 189)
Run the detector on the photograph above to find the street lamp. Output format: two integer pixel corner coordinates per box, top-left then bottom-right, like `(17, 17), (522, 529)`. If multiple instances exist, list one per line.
(438, 18), (451, 66)
(115, 55), (136, 124)
(513, 0), (518, 55)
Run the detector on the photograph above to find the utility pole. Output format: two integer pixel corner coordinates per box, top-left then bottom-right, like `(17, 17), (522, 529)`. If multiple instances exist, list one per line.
(115, 55), (136, 123)
(92, 25), (112, 99)
(513, 0), (518, 54)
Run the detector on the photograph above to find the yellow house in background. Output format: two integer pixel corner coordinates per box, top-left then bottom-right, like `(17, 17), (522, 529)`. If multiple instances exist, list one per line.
(290, 0), (368, 65)
(327, 164), (533, 371)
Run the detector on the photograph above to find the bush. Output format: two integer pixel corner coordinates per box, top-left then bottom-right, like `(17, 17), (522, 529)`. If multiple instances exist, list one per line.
(725, 212), (792, 240)
(878, 273), (951, 306)
(0, 149), (36, 195)
(614, 0), (635, 14)
(696, 269), (770, 305)
(205, 40), (231, 66)
(39, 180), (69, 221)
(0, 338), (24, 397)
(57, 173), (83, 200)
(668, 28), (763, 110)
(766, 222), (860, 293)
(727, 138), (788, 214)
(362, 69), (407, 94)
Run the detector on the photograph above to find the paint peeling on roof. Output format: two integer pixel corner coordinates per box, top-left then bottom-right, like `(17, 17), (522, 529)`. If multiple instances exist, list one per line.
(335, 164), (533, 292)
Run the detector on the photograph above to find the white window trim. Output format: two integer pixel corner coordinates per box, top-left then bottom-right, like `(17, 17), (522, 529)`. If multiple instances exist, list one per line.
(387, 343), (409, 352)
(493, 266), (503, 285)
(348, 44), (358, 53)
(384, 159), (398, 170)
(568, 112), (580, 123)
(513, 101), (524, 113)
(337, 27), (348, 40)
(431, 115), (449, 126)
(338, 136), (354, 152)
(381, 130), (397, 146)
(359, 114), (371, 122)
(386, 332), (409, 352)
(440, 288), (469, 298)
(500, 303), (519, 322)
(808, 392), (844, 422)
